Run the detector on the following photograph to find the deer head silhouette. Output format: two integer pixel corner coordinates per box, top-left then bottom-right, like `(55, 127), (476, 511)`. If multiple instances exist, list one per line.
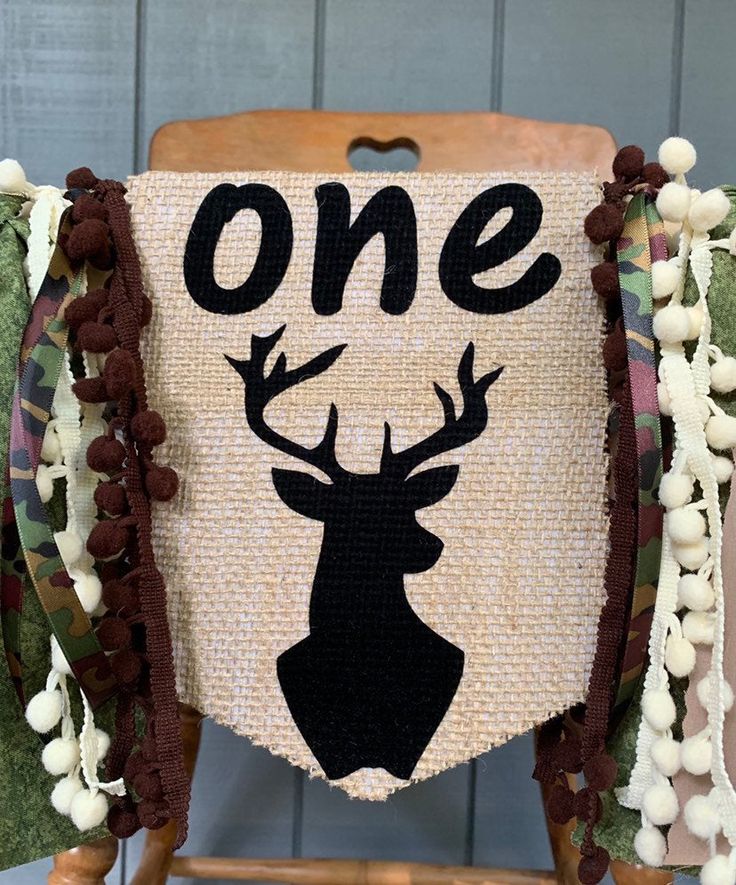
(227, 325), (502, 780)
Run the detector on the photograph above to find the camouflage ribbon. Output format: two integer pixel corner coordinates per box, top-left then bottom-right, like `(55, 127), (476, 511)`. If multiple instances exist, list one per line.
(613, 192), (666, 710)
(5, 225), (116, 709)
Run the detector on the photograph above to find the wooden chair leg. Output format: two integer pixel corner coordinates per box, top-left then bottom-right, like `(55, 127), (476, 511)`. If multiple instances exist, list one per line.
(609, 859), (674, 884)
(129, 702), (204, 885)
(48, 835), (118, 885)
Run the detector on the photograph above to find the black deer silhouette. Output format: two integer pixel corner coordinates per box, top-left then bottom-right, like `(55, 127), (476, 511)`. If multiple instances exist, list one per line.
(227, 326), (502, 780)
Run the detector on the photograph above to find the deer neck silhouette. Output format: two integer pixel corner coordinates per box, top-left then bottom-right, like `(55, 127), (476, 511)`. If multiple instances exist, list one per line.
(227, 326), (502, 781)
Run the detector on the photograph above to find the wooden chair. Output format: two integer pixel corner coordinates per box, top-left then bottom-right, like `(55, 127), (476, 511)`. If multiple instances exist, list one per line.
(50, 110), (673, 885)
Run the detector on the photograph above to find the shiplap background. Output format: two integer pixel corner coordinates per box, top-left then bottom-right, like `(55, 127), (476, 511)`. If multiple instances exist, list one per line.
(0, 0), (730, 881)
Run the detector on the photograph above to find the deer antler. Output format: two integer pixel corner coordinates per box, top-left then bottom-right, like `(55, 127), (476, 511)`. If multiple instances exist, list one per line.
(381, 342), (503, 477)
(226, 325), (347, 481)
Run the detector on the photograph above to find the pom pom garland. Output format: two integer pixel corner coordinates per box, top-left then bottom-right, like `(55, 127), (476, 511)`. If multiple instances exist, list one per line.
(685, 304), (704, 341)
(107, 804), (141, 838)
(711, 356), (736, 393)
(74, 571), (102, 614)
(688, 188), (731, 232)
(684, 794), (721, 840)
(612, 145), (645, 180)
(667, 507), (706, 544)
(577, 846), (610, 885)
(633, 826), (667, 868)
(145, 464), (179, 502)
(95, 729), (111, 761)
(672, 538), (710, 571)
(582, 754), (618, 792)
(71, 193), (107, 223)
(547, 785), (575, 824)
(76, 321), (118, 354)
(66, 167), (99, 190)
(603, 324), (628, 372)
(665, 634), (696, 677)
(94, 482), (128, 516)
(42, 738), (81, 776)
(70, 788), (109, 831)
(86, 519), (130, 560)
(103, 348), (136, 399)
(642, 689), (677, 730)
(651, 259), (680, 299)
(86, 435), (126, 474)
(55, 529), (84, 566)
(656, 181), (691, 223)
(0, 158), (30, 195)
(584, 203), (625, 245)
(110, 648), (142, 685)
(51, 775), (84, 816)
(65, 289), (108, 331)
(677, 573), (715, 611)
(72, 376), (109, 404)
(697, 674), (734, 712)
(657, 382), (672, 416)
(680, 734), (712, 776)
(650, 735), (681, 777)
(653, 303), (690, 344)
(26, 689), (63, 733)
(713, 455), (734, 484)
(590, 261), (619, 299)
(658, 137), (697, 175)
(36, 464), (54, 503)
(701, 855), (736, 885)
(96, 616), (131, 651)
(64, 218), (111, 265)
(130, 410), (167, 447)
(51, 635), (73, 676)
(41, 424), (61, 463)
(642, 782), (679, 826)
(641, 162), (669, 189)
(659, 471), (694, 509)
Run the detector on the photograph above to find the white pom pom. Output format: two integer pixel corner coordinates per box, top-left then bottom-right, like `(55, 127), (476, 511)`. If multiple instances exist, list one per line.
(685, 304), (704, 340)
(41, 425), (61, 463)
(95, 729), (111, 761)
(70, 788), (108, 832)
(682, 610), (715, 645)
(701, 854), (736, 885)
(656, 181), (692, 222)
(642, 782), (679, 826)
(659, 471), (693, 508)
(680, 735), (712, 775)
(697, 675), (734, 712)
(42, 737), (81, 776)
(51, 774), (83, 816)
(36, 464), (55, 504)
(711, 356), (736, 394)
(673, 538), (709, 571)
(665, 634), (696, 677)
(650, 735), (681, 777)
(658, 137), (697, 175)
(50, 634), (72, 676)
(651, 260), (680, 299)
(667, 507), (706, 544)
(55, 530), (84, 567)
(705, 415), (736, 449)
(653, 303), (690, 344)
(74, 572), (102, 614)
(642, 689), (677, 730)
(657, 382), (673, 416)
(677, 573), (715, 611)
(25, 689), (63, 733)
(634, 825), (667, 868)
(0, 159), (29, 195)
(689, 188), (731, 232)
(684, 794), (721, 839)
(713, 455), (734, 484)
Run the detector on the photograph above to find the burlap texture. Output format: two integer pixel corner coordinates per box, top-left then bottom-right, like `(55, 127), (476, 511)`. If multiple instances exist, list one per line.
(127, 170), (609, 799)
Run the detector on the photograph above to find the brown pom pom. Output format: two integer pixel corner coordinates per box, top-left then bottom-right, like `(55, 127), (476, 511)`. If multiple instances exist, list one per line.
(578, 845), (610, 885)
(65, 289), (108, 330)
(71, 193), (107, 224)
(642, 162), (669, 189)
(102, 579), (140, 614)
(96, 616), (131, 651)
(612, 145), (645, 180)
(123, 752), (147, 783)
(584, 203), (625, 245)
(133, 770), (163, 802)
(110, 648), (142, 685)
(583, 753), (618, 792)
(87, 436), (126, 473)
(72, 376), (109, 404)
(140, 294), (153, 327)
(553, 737), (583, 774)
(64, 218), (111, 264)
(145, 464), (179, 502)
(573, 785), (603, 823)
(603, 319), (628, 372)
(86, 519), (129, 560)
(103, 349), (136, 400)
(131, 410), (166, 446)
(66, 167), (98, 190)
(590, 261), (620, 300)
(547, 784), (575, 824)
(107, 804), (141, 838)
(94, 481), (127, 516)
(77, 321), (118, 354)
(137, 800), (168, 830)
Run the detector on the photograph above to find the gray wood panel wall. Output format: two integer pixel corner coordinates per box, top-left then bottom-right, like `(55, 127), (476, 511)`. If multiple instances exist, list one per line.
(0, 0), (726, 881)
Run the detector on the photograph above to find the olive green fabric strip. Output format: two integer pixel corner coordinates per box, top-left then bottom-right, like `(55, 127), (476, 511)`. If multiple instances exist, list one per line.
(0, 192), (109, 872)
